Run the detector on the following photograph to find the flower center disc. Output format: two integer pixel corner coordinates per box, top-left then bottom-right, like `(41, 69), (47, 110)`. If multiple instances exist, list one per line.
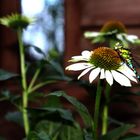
(100, 21), (127, 33)
(90, 47), (122, 70)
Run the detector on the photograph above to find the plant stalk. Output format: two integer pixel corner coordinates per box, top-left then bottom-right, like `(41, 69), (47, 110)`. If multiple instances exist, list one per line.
(93, 79), (103, 140)
(29, 80), (56, 93)
(102, 83), (111, 135)
(28, 68), (41, 93)
(18, 29), (30, 136)
(102, 104), (108, 135)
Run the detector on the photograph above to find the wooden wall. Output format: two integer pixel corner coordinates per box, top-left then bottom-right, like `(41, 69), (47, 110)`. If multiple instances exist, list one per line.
(65, 0), (140, 134)
(0, 0), (140, 138)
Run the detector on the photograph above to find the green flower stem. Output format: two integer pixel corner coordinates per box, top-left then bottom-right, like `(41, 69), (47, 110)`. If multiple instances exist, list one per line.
(67, 127), (71, 140)
(18, 29), (30, 136)
(28, 80), (56, 93)
(102, 83), (111, 135)
(28, 68), (41, 93)
(93, 79), (103, 140)
(102, 104), (108, 135)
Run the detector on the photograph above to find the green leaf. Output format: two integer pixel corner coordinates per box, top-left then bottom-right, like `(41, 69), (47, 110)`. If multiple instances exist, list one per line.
(28, 131), (51, 140)
(30, 120), (84, 140)
(0, 90), (10, 101)
(133, 39), (140, 45)
(28, 92), (44, 102)
(35, 120), (61, 139)
(5, 111), (23, 126)
(109, 39), (120, 48)
(46, 91), (92, 127)
(101, 124), (135, 140)
(29, 107), (74, 125)
(121, 136), (140, 140)
(25, 44), (46, 58)
(0, 90), (21, 105)
(92, 36), (105, 44)
(83, 129), (93, 140)
(39, 107), (74, 122)
(0, 69), (18, 81)
(109, 117), (124, 126)
(59, 124), (84, 140)
(43, 96), (62, 108)
(49, 60), (64, 75)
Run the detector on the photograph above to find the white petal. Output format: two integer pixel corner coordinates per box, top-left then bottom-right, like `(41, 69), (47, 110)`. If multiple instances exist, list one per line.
(100, 69), (105, 79)
(116, 34), (124, 41)
(81, 50), (92, 59)
(119, 64), (136, 76)
(70, 56), (87, 62)
(126, 35), (138, 43)
(89, 68), (101, 83)
(84, 31), (100, 38)
(66, 63), (92, 71)
(78, 67), (93, 79)
(118, 64), (137, 83)
(105, 70), (113, 86)
(111, 70), (131, 87)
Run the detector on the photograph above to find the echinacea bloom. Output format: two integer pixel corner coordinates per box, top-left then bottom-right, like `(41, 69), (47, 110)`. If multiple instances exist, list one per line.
(84, 20), (140, 47)
(0, 13), (34, 30)
(66, 47), (137, 87)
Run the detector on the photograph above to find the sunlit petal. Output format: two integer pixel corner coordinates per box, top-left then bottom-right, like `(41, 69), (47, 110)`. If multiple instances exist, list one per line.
(78, 67), (93, 79)
(66, 63), (92, 71)
(105, 70), (113, 86)
(116, 34), (124, 41)
(126, 35), (138, 43)
(89, 68), (101, 83)
(81, 50), (92, 59)
(70, 56), (87, 62)
(111, 70), (131, 87)
(119, 64), (136, 76)
(100, 69), (105, 79)
(118, 65), (137, 83)
(84, 31), (100, 38)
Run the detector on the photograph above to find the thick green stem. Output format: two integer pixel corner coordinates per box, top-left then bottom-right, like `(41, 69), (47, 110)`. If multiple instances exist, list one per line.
(93, 79), (103, 140)
(102, 83), (111, 135)
(102, 104), (108, 135)
(18, 29), (30, 136)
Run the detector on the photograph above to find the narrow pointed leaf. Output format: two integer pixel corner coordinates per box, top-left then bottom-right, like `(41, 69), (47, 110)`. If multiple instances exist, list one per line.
(28, 131), (51, 140)
(122, 136), (140, 140)
(101, 124), (135, 140)
(0, 69), (18, 81)
(46, 91), (92, 127)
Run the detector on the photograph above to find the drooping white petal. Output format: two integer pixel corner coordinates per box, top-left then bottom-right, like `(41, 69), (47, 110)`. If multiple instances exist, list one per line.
(78, 67), (93, 79)
(116, 34), (124, 41)
(81, 50), (92, 60)
(119, 63), (136, 76)
(89, 68), (101, 83)
(66, 63), (92, 71)
(70, 56), (87, 62)
(105, 70), (113, 86)
(100, 69), (105, 79)
(118, 64), (137, 83)
(111, 70), (131, 87)
(84, 31), (100, 38)
(126, 35), (138, 43)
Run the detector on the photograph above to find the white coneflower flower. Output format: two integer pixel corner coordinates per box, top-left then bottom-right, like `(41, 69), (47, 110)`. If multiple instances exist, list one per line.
(84, 20), (139, 46)
(66, 47), (137, 87)
(117, 34), (139, 43)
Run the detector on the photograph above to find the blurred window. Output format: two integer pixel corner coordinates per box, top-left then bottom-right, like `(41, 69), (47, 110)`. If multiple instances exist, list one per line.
(21, 0), (64, 59)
